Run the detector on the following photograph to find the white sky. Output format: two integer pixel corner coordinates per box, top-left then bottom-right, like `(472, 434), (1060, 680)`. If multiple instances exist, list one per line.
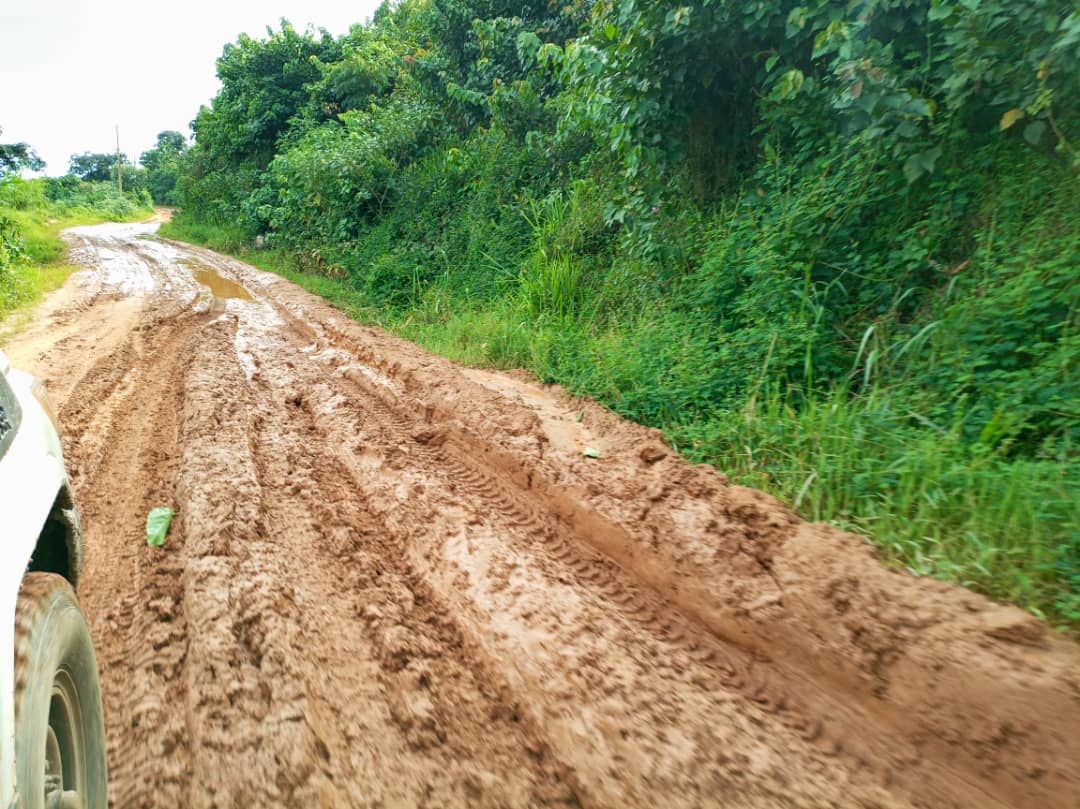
(1, 0), (382, 175)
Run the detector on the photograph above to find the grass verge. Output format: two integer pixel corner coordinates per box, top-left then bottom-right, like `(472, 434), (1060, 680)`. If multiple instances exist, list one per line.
(1, 206), (152, 328)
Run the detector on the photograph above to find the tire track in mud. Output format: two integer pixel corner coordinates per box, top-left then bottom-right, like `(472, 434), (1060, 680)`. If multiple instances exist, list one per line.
(61, 310), (201, 807)
(3, 221), (1078, 809)
(264, 294), (1079, 809)
(330, 397), (995, 807)
(240, 322), (580, 807)
(224, 246), (1080, 809)
(279, 333), (985, 804)
(236, 320), (905, 808)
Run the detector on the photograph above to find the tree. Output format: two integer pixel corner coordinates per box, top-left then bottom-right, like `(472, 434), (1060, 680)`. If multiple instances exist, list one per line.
(140, 131), (188, 204)
(0, 127), (45, 175)
(196, 21), (341, 168)
(180, 20), (342, 225)
(139, 130), (186, 172)
(69, 152), (123, 182)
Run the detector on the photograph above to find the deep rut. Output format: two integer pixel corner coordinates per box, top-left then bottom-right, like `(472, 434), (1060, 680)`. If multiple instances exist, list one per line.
(2, 220), (1078, 809)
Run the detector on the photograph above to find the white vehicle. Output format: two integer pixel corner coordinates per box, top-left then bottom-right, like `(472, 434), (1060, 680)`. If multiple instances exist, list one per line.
(0, 350), (106, 809)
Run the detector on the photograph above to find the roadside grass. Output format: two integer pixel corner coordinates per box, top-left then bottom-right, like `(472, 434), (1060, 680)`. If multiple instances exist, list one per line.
(1, 197), (154, 327)
(162, 218), (1080, 633)
(667, 386), (1079, 628)
(0, 210), (94, 325)
(158, 219), (249, 254)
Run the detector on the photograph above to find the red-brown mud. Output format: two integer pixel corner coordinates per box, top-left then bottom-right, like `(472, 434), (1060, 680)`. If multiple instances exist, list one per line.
(4, 220), (1078, 808)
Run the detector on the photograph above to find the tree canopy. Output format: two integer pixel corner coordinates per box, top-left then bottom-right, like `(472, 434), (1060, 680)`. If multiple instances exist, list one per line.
(140, 130), (188, 204)
(0, 127), (45, 174)
(69, 152), (123, 182)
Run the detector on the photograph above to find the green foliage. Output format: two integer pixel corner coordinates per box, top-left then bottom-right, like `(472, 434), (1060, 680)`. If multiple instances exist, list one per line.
(0, 212), (24, 301)
(203, 21), (340, 165)
(263, 93), (438, 244)
(175, 20), (342, 229)
(668, 383), (1079, 625)
(0, 125), (45, 175)
(158, 215), (249, 254)
(171, 0), (1080, 630)
(552, 0), (1079, 242)
(69, 152), (123, 182)
(140, 130), (188, 204)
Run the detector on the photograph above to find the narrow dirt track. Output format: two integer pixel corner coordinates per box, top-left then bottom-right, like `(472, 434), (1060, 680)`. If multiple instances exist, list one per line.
(4, 220), (1079, 809)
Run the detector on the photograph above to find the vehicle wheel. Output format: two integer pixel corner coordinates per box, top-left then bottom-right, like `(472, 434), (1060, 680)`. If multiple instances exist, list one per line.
(14, 572), (107, 809)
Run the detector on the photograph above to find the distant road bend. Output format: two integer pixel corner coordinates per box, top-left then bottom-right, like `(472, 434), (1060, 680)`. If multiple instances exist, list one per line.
(4, 219), (1079, 808)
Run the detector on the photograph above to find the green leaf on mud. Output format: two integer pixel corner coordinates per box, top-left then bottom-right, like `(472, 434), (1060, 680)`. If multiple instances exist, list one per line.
(583, 447), (601, 458)
(146, 507), (175, 547)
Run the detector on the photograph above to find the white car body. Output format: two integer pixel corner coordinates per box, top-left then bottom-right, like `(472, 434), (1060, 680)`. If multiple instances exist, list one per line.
(0, 349), (76, 809)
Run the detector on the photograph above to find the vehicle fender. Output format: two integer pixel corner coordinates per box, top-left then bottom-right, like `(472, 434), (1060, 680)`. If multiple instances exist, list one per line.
(0, 365), (70, 808)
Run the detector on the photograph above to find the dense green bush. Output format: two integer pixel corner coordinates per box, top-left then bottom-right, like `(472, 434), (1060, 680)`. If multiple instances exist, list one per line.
(0, 212), (23, 297)
(139, 130), (188, 204)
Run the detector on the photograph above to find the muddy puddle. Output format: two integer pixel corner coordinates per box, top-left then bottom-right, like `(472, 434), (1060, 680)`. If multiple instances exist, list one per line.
(191, 265), (253, 300)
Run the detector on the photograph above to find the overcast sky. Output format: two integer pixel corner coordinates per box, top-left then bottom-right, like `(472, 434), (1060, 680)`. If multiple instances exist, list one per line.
(1, 0), (383, 175)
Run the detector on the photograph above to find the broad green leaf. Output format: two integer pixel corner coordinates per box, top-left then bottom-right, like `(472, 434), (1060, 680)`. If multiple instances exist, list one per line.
(903, 153), (925, 184)
(774, 69), (805, 101)
(919, 146), (943, 173)
(1000, 108), (1024, 130)
(1023, 120), (1047, 145)
(146, 507), (175, 547)
(927, 4), (953, 21)
(786, 6), (808, 32)
(895, 120), (919, 138)
(583, 447), (601, 458)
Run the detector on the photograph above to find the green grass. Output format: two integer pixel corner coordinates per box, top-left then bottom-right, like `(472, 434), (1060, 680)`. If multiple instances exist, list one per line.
(158, 219), (249, 254)
(1, 210), (93, 323)
(161, 216), (1080, 633)
(668, 385), (1079, 628)
(1, 201), (153, 327)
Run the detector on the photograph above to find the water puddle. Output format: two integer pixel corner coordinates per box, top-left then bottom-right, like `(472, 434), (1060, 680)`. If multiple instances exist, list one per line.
(192, 266), (253, 300)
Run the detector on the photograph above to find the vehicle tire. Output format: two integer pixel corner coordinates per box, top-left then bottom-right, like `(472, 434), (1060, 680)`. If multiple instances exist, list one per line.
(14, 572), (107, 809)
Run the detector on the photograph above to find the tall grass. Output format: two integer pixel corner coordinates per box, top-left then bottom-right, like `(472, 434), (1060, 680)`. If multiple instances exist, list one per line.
(159, 218), (249, 254)
(667, 384), (1079, 626)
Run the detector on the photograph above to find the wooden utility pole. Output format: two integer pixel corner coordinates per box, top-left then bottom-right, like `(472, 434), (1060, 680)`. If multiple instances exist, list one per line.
(115, 125), (123, 193)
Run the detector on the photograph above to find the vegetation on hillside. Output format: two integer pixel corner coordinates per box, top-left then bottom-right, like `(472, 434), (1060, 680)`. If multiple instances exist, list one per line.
(167, 1), (1079, 628)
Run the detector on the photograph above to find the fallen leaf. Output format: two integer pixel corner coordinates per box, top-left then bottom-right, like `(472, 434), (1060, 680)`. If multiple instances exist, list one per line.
(146, 507), (175, 547)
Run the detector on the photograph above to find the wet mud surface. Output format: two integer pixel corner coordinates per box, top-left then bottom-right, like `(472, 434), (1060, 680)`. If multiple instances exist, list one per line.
(4, 220), (1079, 808)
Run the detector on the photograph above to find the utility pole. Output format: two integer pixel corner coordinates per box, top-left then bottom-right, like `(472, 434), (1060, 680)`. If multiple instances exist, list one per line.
(115, 124), (123, 194)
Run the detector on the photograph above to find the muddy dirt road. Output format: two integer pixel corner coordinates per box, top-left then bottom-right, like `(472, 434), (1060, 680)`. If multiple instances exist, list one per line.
(4, 220), (1080, 808)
